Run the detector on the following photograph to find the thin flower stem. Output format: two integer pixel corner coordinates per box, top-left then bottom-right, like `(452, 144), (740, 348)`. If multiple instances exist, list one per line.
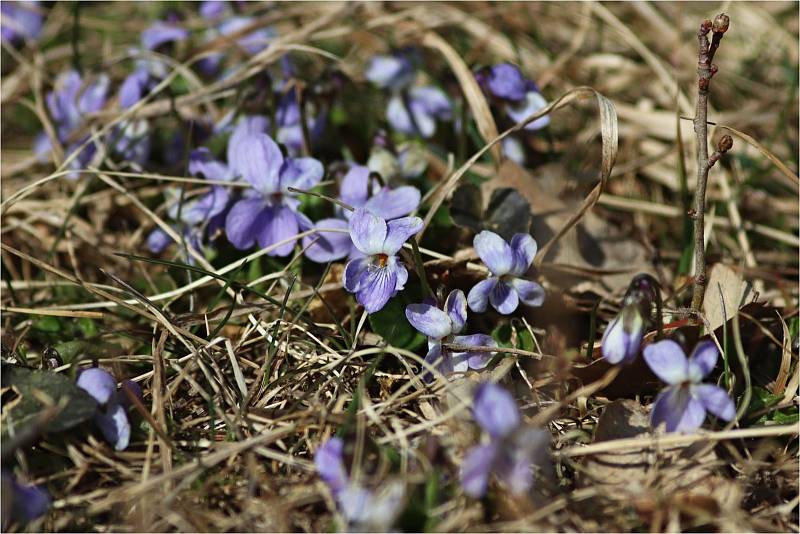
(286, 186), (354, 211)
(441, 343), (545, 360)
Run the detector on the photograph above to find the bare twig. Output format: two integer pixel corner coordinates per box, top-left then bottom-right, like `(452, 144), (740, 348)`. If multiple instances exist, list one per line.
(691, 13), (730, 312)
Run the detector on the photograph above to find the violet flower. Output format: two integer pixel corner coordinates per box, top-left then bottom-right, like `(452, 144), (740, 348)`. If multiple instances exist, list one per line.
(644, 340), (735, 433)
(224, 126), (322, 255)
(33, 70), (110, 179)
(365, 54), (414, 91)
(342, 208), (422, 313)
(601, 273), (661, 365)
(1, 0), (42, 44)
(273, 87), (326, 156)
(386, 87), (452, 138)
(460, 383), (549, 498)
(477, 63), (550, 131)
(76, 368), (142, 451)
(467, 231), (545, 315)
(302, 164), (420, 263)
(197, 2), (275, 76)
(1, 471), (50, 525)
(146, 150), (230, 261)
(315, 437), (405, 531)
(405, 289), (496, 379)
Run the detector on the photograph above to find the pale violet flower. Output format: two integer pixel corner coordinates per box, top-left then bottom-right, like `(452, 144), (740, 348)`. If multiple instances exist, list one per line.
(476, 63), (550, 130)
(224, 123), (322, 255)
(315, 437), (405, 531)
(342, 208), (422, 313)
(1, 471), (50, 524)
(365, 54), (414, 91)
(76, 368), (142, 451)
(467, 231), (545, 315)
(386, 87), (452, 138)
(1, 1), (42, 44)
(460, 383), (549, 498)
(405, 289), (496, 379)
(302, 164), (420, 263)
(601, 274), (661, 365)
(644, 340), (735, 433)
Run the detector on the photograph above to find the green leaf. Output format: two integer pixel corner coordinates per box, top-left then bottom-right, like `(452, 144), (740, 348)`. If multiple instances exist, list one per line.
(369, 298), (426, 350)
(1, 365), (97, 436)
(33, 316), (62, 333)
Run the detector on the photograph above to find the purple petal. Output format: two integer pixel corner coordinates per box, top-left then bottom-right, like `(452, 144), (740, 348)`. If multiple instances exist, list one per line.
(337, 485), (374, 523)
(189, 148), (231, 181)
(474, 231), (514, 276)
(225, 198), (267, 250)
(356, 265), (398, 313)
(506, 91), (550, 130)
(339, 165), (370, 208)
(279, 157), (324, 191)
(501, 136), (526, 165)
(489, 281), (519, 315)
(33, 131), (51, 161)
(405, 304), (452, 339)
(651, 385), (705, 433)
(460, 443), (499, 498)
(230, 133), (283, 194)
(146, 228), (173, 254)
(467, 278), (498, 313)
(510, 278), (545, 307)
(77, 74), (109, 114)
(349, 208), (387, 255)
(410, 86), (452, 118)
(258, 205), (299, 256)
(485, 63), (528, 101)
(687, 340), (719, 382)
(141, 21), (188, 50)
(473, 382), (520, 439)
(343, 257), (368, 293)
(693, 384), (735, 421)
(643, 340), (689, 385)
(451, 333), (495, 372)
(95, 403), (131, 450)
(394, 262), (408, 291)
(423, 342), (449, 381)
(119, 69), (149, 109)
(1, 1), (43, 43)
(364, 55), (413, 90)
(314, 437), (347, 494)
(174, 187), (229, 225)
(445, 289), (467, 333)
(119, 380), (143, 409)
(496, 427), (549, 494)
(364, 186), (421, 220)
(8, 477), (50, 523)
(382, 216), (423, 254)
(77, 368), (117, 406)
(386, 95), (415, 136)
(200, 1), (227, 19)
(508, 233), (537, 276)
(303, 218), (352, 263)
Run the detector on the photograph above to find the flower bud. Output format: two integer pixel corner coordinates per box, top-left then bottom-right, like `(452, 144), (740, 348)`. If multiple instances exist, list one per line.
(717, 134), (733, 152)
(712, 13), (730, 34)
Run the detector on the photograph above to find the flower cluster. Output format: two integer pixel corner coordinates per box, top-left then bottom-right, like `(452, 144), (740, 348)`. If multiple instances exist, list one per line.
(405, 289), (496, 379)
(366, 53), (453, 138)
(644, 339), (735, 433)
(315, 437), (405, 531)
(460, 382), (550, 497)
(76, 368), (142, 451)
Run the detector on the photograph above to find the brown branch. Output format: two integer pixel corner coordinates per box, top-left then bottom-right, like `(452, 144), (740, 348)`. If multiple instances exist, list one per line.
(691, 13), (730, 312)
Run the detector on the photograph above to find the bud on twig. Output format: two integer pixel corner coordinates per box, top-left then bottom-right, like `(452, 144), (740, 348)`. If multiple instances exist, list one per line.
(712, 13), (730, 34)
(708, 134), (734, 168)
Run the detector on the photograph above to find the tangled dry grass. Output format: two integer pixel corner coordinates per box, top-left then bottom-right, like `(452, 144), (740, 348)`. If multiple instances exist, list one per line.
(1, 2), (798, 532)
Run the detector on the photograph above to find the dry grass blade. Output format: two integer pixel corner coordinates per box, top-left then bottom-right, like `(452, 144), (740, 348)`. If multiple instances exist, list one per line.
(719, 124), (800, 192)
(423, 31), (500, 161)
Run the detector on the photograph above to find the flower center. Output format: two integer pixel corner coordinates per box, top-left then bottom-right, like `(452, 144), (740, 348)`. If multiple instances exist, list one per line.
(374, 253), (389, 267)
(271, 192), (284, 203)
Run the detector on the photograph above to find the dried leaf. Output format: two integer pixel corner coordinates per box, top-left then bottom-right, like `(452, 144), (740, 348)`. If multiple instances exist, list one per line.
(703, 263), (755, 332)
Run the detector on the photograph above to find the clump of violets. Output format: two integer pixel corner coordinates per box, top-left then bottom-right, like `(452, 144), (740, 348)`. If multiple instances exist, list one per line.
(76, 368), (142, 451)
(224, 120), (323, 255)
(460, 383), (550, 498)
(1, 1), (42, 45)
(33, 70), (110, 178)
(343, 208), (422, 313)
(302, 163), (420, 263)
(1, 471), (50, 526)
(405, 289), (497, 379)
(601, 273), (662, 365)
(366, 53), (452, 138)
(467, 231), (545, 315)
(644, 339), (735, 433)
(315, 437), (405, 531)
